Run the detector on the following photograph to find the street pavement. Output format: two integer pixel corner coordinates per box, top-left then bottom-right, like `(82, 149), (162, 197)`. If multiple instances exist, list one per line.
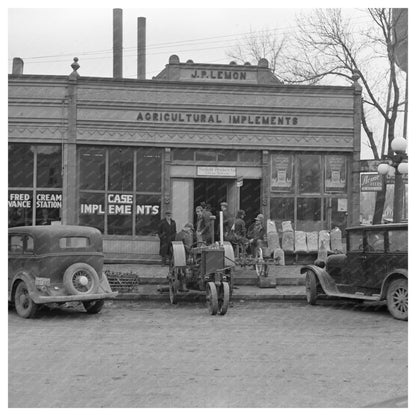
(9, 300), (407, 408)
(103, 264), (307, 301)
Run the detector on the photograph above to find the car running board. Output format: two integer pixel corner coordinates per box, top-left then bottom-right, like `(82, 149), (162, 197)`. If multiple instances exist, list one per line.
(322, 289), (381, 301)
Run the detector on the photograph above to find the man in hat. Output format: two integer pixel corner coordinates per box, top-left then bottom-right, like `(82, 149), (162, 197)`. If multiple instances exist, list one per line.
(218, 202), (234, 240)
(174, 222), (195, 292)
(247, 213), (266, 257)
(158, 210), (177, 266)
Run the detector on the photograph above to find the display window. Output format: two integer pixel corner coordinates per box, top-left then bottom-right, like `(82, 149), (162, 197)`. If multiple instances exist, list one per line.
(296, 197), (322, 231)
(36, 145), (62, 188)
(109, 148), (133, 191)
(135, 194), (161, 236)
(298, 154), (321, 194)
(8, 144), (62, 227)
(136, 148), (162, 192)
(79, 192), (105, 233)
(79, 147), (105, 190)
(270, 197), (294, 232)
(8, 144), (34, 187)
(78, 146), (162, 236)
(8, 191), (33, 227)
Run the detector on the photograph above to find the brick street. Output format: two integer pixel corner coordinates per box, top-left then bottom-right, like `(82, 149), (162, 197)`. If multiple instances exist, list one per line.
(9, 300), (407, 408)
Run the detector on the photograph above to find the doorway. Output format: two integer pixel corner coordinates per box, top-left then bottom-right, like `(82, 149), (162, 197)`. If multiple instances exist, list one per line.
(239, 179), (261, 227)
(194, 178), (229, 214)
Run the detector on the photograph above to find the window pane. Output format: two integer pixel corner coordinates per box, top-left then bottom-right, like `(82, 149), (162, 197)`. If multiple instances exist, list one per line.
(172, 148), (194, 161)
(79, 147), (105, 190)
(195, 150), (216, 161)
(35, 191), (62, 225)
(79, 193), (105, 233)
(37, 145), (62, 188)
(8, 144), (34, 187)
(298, 154), (321, 193)
(297, 197), (321, 231)
(109, 148), (133, 191)
(135, 195), (161, 236)
(59, 237), (89, 248)
(239, 150), (261, 163)
(218, 150), (238, 161)
(270, 197), (294, 232)
(366, 231), (385, 252)
(107, 193), (133, 235)
(349, 231), (363, 251)
(136, 148), (162, 192)
(8, 191), (33, 227)
(389, 230), (408, 252)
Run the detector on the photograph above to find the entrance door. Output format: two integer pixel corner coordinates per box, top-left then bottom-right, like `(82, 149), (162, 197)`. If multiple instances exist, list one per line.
(194, 178), (228, 214)
(239, 179), (261, 226)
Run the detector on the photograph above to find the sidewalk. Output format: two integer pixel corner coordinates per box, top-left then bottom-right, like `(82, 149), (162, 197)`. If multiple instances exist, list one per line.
(103, 263), (307, 301)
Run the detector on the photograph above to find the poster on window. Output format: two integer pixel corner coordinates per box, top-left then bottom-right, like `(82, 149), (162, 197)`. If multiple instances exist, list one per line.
(271, 154), (294, 191)
(325, 155), (347, 192)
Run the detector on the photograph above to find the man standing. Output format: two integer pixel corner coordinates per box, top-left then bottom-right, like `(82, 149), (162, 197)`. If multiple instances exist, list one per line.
(196, 204), (213, 245)
(158, 210), (176, 266)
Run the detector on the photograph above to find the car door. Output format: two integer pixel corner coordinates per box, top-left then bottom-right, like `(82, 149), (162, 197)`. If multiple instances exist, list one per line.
(343, 229), (366, 286)
(363, 230), (386, 289)
(8, 234), (35, 294)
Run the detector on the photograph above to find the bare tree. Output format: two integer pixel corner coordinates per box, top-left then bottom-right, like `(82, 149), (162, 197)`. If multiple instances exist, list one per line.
(228, 9), (406, 224)
(280, 8), (407, 223)
(226, 29), (285, 75)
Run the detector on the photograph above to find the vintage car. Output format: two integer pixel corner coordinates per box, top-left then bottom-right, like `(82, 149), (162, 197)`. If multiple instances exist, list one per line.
(8, 225), (118, 318)
(301, 223), (408, 320)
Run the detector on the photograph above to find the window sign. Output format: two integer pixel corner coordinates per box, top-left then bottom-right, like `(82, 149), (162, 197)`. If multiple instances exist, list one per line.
(36, 191), (62, 225)
(271, 154), (294, 191)
(8, 191), (33, 227)
(325, 155), (346, 192)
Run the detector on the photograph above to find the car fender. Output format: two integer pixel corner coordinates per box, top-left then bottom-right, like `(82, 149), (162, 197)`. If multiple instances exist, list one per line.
(10, 271), (39, 303)
(300, 264), (339, 295)
(380, 268), (408, 300)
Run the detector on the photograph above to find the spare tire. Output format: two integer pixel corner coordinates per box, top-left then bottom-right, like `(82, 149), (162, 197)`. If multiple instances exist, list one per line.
(63, 263), (99, 295)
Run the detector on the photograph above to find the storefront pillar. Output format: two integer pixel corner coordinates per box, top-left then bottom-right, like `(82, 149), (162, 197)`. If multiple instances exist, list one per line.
(261, 150), (270, 219)
(350, 70), (362, 227)
(163, 147), (172, 215)
(62, 60), (79, 225)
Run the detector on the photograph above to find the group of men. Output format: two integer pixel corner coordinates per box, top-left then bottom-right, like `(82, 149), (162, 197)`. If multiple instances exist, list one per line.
(158, 202), (266, 266)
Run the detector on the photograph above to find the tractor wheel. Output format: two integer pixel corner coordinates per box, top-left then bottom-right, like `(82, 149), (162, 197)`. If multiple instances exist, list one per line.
(206, 282), (218, 315)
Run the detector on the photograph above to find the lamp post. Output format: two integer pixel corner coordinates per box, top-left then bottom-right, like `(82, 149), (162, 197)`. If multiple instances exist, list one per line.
(377, 137), (408, 223)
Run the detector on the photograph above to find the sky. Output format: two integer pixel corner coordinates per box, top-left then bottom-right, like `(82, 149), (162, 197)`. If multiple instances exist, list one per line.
(7, 3), (378, 80)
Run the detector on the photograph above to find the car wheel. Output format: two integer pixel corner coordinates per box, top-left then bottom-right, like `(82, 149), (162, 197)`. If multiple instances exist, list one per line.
(386, 278), (408, 321)
(305, 271), (318, 305)
(63, 263), (99, 295)
(83, 300), (105, 314)
(14, 281), (39, 319)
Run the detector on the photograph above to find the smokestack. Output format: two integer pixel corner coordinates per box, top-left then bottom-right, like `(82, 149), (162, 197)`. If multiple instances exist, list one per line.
(113, 9), (123, 79)
(137, 17), (146, 80)
(12, 58), (24, 75)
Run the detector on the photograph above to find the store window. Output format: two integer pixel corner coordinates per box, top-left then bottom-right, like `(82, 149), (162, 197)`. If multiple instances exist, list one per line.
(136, 148), (162, 192)
(79, 147), (105, 190)
(37, 145), (62, 188)
(109, 148), (133, 191)
(195, 150), (216, 161)
(270, 197), (294, 232)
(8, 191), (33, 227)
(298, 154), (321, 193)
(8, 144), (34, 187)
(136, 194), (161, 236)
(218, 150), (238, 161)
(36, 191), (62, 225)
(296, 197), (321, 231)
(78, 146), (162, 236)
(79, 192), (105, 233)
(8, 144), (62, 227)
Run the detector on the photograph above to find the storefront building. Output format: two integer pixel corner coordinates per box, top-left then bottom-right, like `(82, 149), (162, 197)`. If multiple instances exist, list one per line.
(8, 55), (362, 261)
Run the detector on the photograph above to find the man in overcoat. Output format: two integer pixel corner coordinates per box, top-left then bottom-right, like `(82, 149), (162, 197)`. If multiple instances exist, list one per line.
(158, 210), (177, 266)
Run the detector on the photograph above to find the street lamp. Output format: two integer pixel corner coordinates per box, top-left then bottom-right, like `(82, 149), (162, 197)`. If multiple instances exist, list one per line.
(377, 137), (408, 222)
